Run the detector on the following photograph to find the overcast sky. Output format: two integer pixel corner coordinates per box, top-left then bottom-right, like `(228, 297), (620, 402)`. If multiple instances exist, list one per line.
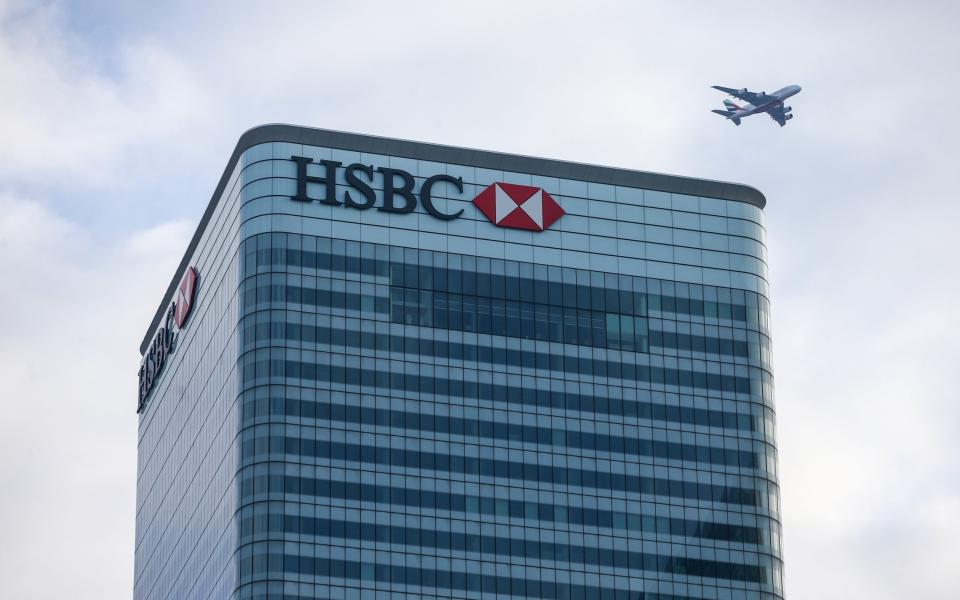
(1, 1), (958, 598)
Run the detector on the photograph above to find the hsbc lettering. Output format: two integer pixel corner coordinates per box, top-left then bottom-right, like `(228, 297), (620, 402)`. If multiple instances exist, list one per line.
(291, 156), (464, 221)
(138, 306), (176, 413)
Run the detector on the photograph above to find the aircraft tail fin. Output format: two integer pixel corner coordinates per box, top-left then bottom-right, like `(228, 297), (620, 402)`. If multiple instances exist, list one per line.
(723, 99), (741, 111)
(711, 109), (741, 126)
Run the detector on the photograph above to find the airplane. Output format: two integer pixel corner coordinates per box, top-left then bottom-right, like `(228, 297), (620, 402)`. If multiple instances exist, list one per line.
(711, 84), (802, 126)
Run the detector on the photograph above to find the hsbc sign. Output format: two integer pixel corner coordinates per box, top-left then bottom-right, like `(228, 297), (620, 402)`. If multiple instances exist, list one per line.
(173, 267), (198, 327)
(138, 267), (199, 413)
(471, 182), (565, 231)
(291, 156), (565, 231)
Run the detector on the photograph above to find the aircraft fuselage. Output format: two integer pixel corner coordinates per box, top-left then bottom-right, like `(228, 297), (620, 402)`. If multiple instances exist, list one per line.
(729, 85), (801, 118)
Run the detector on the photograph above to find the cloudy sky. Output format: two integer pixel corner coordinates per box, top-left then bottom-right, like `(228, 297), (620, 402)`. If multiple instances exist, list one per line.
(1, 0), (957, 597)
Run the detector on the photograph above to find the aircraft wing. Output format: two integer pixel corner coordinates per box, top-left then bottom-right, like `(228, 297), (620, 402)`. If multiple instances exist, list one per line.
(766, 105), (787, 126)
(712, 85), (764, 105)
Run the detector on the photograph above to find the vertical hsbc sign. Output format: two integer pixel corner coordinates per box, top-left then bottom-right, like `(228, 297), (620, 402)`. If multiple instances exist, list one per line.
(138, 267), (199, 413)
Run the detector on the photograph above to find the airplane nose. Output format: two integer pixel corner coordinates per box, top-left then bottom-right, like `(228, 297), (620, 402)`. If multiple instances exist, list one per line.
(795, 85), (802, 92)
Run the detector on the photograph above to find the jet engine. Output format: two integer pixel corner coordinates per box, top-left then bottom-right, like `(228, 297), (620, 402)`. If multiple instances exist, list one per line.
(784, 113), (794, 121)
(740, 88), (748, 94)
(783, 106), (793, 113)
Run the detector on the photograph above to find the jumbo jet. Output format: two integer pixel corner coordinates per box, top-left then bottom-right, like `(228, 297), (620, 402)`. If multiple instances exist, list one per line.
(711, 84), (802, 126)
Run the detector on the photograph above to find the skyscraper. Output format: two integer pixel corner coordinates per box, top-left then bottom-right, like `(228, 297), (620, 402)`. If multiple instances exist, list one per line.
(135, 125), (783, 599)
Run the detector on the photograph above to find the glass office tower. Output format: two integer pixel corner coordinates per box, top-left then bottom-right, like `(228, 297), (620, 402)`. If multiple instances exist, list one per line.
(135, 125), (783, 600)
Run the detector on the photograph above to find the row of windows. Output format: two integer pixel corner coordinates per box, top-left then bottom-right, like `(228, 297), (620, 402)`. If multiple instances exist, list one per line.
(240, 399), (764, 470)
(235, 549), (769, 594)
(240, 351), (758, 401)
(238, 274), (764, 369)
(241, 366), (760, 438)
(391, 286), (657, 355)
(237, 516), (770, 584)
(238, 436), (764, 507)
(234, 584), (702, 600)
(238, 270), (771, 369)
(241, 350), (773, 436)
(240, 233), (771, 330)
(234, 584), (706, 600)
(392, 289), (765, 368)
(239, 497), (769, 548)
(240, 277), (655, 355)
(241, 314), (763, 396)
(242, 277), (390, 316)
(393, 294), (758, 369)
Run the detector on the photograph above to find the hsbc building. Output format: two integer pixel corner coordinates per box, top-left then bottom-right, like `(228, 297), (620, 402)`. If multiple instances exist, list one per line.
(134, 125), (783, 599)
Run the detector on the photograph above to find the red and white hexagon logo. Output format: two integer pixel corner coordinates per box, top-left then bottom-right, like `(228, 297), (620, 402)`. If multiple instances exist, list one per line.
(472, 183), (565, 232)
(174, 266), (199, 328)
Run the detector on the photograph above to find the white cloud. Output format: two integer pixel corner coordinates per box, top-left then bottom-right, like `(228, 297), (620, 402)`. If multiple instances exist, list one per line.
(0, 3), (215, 187)
(124, 219), (192, 256)
(0, 193), (189, 598)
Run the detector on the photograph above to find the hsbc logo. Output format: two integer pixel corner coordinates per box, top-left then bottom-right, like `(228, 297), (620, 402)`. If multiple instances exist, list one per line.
(471, 183), (565, 232)
(138, 266), (200, 413)
(290, 157), (565, 232)
(174, 266), (198, 328)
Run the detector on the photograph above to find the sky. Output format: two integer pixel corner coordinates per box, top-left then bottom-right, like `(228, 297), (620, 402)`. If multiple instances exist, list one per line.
(1, 0), (958, 597)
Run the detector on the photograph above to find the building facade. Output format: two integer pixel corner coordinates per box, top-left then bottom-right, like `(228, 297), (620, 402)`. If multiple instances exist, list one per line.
(134, 125), (783, 600)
